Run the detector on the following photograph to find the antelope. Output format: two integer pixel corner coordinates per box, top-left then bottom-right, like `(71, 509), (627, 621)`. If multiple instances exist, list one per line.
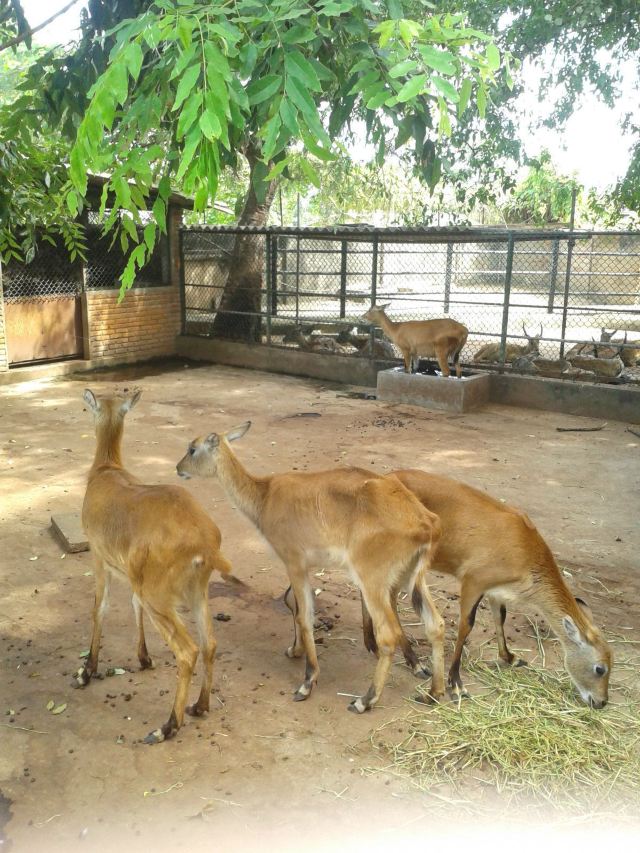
(619, 332), (640, 367)
(176, 423), (445, 712)
(474, 323), (542, 363)
(283, 327), (349, 355)
(362, 304), (468, 377)
(79, 389), (236, 745)
(336, 329), (397, 360)
(357, 470), (612, 708)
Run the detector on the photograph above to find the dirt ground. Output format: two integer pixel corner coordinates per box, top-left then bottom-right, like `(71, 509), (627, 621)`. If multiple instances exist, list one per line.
(1, 359), (638, 852)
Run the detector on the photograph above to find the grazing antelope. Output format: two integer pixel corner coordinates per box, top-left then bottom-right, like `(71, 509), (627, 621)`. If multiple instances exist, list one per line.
(336, 329), (397, 360)
(283, 327), (349, 355)
(358, 470), (613, 708)
(176, 423), (445, 712)
(362, 304), (468, 377)
(79, 389), (235, 744)
(474, 323), (542, 364)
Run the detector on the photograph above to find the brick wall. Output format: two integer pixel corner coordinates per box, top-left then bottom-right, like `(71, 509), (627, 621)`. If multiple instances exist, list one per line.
(83, 285), (180, 365)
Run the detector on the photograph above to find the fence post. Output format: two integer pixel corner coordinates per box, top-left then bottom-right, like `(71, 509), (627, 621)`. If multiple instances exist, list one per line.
(265, 233), (272, 345)
(178, 228), (186, 336)
(443, 242), (453, 312)
(499, 234), (515, 368)
(547, 238), (559, 314)
(339, 239), (348, 319)
(369, 236), (378, 358)
(270, 235), (278, 317)
(559, 186), (577, 358)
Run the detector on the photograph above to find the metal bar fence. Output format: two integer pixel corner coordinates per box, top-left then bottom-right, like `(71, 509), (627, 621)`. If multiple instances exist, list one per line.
(180, 226), (640, 382)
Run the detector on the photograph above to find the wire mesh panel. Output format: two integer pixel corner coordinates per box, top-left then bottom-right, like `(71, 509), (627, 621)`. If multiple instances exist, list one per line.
(84, 224), (168, 289)
(1, 239), (82, 302)
(180, 225), (640, 381)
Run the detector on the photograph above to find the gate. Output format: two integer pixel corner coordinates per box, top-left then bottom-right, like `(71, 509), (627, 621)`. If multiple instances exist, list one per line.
(2, 240), (83, 366)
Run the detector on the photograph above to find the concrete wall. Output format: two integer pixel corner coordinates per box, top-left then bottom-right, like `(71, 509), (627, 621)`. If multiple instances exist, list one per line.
(176, 334), (640, 423)
(83, 286), (181, 366)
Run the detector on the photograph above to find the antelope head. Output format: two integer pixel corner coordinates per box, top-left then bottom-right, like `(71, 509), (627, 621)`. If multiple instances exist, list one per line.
(177, 422), (252, 479)
(522, 322), (543, 355)
(363, 303), (391, 324)
(562, 598), (613, 709)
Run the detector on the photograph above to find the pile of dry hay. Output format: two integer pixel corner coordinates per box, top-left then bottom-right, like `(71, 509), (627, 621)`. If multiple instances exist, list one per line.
(373, 659), (640, 818)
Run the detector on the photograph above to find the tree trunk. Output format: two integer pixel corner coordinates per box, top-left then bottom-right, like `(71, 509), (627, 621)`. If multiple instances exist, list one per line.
(210, 151), (278, 341)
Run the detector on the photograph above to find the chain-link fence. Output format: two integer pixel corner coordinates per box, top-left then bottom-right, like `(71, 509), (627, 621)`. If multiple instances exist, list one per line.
(181, 226), (640, 383)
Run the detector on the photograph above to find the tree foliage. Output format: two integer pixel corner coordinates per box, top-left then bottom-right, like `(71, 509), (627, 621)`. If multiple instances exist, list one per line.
(502, 150), (579, 226)
(1, 0), (506, 289)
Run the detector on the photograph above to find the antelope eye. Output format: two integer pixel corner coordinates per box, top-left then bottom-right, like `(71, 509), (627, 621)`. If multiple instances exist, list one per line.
(594, 664), (607, 677)
(189, 446), (196, 456)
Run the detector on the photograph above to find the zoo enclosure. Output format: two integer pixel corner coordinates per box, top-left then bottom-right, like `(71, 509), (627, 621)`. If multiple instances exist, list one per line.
(181, 225), (640, 370)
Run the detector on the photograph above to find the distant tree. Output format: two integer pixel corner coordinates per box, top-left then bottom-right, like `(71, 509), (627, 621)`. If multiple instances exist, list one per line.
(502, 150), (580, 226)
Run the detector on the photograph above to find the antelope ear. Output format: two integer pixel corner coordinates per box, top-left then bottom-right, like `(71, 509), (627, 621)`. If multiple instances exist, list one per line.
(83, 389), (99, 412)
(376, 302), (391, 310)
(121, 389), (142, 413)
(225, 421), (251, 442)
(563, 615), (586, 647)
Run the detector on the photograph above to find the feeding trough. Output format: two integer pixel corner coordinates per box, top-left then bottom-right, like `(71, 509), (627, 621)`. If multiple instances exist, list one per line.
(377, 364), (490, 413)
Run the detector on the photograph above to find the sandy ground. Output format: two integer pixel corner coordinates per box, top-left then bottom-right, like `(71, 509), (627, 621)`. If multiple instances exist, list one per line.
(0, 359), (638, 852)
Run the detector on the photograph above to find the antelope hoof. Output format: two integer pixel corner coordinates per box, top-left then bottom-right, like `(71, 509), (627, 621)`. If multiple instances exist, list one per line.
(347, 696), (370, 714)
(412, 663), (432, 680)
(186, 703), (208, 717)
(515, 658), (528, 668)
(144, 728), (165, 745)
(447, 684), (470, 702)
(285, 646), (303, 659)
(139, 656), (154, 670)
(72, 666), (91, 688)
(293, 681), (313, 702)
(413, 691), (442, 706)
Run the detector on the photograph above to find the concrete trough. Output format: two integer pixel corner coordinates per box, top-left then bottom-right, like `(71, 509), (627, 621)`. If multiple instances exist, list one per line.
(377, 367), (490, 413)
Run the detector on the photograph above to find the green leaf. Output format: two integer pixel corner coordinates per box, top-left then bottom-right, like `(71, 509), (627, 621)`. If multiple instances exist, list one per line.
(438, 97), (451, 136)
(432, 76), (459, 104)
(69, 146), (87, 196)
(457, 78), (472, 117)
(477, 83), (487, 118)
(170, 44), (197, 81)
(366, 88), (390, 109)
(124, 42), (143, 82)
(143, 223), (156, 253)
(486, 43), (500, 72)
(281, 25), (317, 45)
(388, 59), (418, 79)
(177, 91), (202, 139)
(396, 74), (427, 102)
(265, 157), (291, 181)
(173, 64), (201, 112)
(418, 46), (457, 76)
(246, 74), (282, 106)
(178, 16), (193, 50)
(111, 60), (129, 106)
(300, 130), (336, 161)
(152, 197), (167, 233)
(199, 109), (222, 140)
(262, 113), (283, 160)
(176, 126), (201, 182)
(299, 157), (321, 188)
(398, 19), (419, 48)
(204, 42), (232, 81)
(372, 20), (395, 48)
(284, 50), (321, 91)
(279, 97), (299, 135)
(66, 190), (79, 217)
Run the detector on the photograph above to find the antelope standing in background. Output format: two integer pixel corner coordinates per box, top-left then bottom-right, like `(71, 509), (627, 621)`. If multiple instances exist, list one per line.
(474, 322), (542, 363)
(363, 304), (468, 377)
(358, 470), (613, 707)
(79, 389), (236, 744)
(176, 423), (445, 712)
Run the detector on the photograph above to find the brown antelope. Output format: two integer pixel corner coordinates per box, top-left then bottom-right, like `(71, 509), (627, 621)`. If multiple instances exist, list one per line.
(474, 322), (542, 363)
(362, 304), (468, 377)
(619, 332), (640, 367)
(79, 389), (235, 744)
(283, 327), (349, 355)
(176, 423), (445, 712)
(358, 470), (613, 708)
(336, 329), (397, 360)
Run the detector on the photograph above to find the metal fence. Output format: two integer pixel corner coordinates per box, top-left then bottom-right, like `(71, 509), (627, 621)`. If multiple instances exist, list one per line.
(181, 225), (640, 379)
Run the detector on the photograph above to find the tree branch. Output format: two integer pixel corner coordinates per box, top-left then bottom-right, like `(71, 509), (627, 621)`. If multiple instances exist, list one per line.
(0, 0), (81, 53)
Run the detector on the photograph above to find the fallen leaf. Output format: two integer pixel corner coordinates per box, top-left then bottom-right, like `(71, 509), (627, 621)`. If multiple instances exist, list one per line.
(46, 700), (54, 711)
(29, 556), (38, 561)
(83, 571), (92, 576)
(79, 649), (89, 658)
(51, 703), (67, 715)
